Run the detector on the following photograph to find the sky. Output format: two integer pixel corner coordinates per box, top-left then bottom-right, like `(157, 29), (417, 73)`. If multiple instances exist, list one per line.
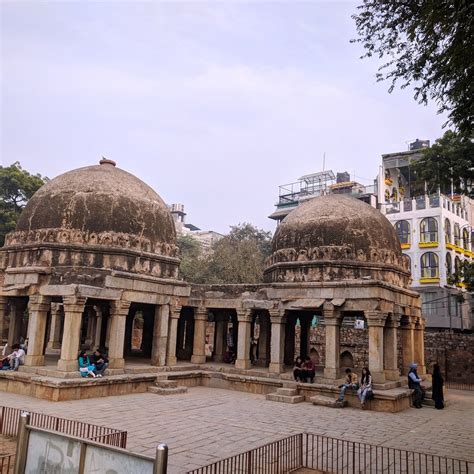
(1, 0), (447, 234)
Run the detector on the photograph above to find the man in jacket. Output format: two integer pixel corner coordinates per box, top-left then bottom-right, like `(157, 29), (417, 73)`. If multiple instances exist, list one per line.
(408, 362), (425, 408)
(337, 368), (359, 402)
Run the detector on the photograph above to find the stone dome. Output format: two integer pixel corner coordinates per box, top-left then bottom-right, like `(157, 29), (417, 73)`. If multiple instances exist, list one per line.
(264, 194), (409, 285)
(6, 159), (178, 259)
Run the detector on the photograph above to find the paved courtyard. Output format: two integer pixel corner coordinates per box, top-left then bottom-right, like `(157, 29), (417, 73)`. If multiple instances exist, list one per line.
(1, 387), (473, 473)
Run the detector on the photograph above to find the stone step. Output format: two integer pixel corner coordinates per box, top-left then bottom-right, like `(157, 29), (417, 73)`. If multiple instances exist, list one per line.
(310, 395), (346, 408)
(266, 393), (305, 404)
(148, 386), (188, 395)
(276, 387), (299, 396)
(155, 380), (178, 389)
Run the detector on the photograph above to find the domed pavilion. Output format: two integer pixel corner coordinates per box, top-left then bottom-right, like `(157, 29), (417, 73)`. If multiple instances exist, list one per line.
(0, 159), (188, 373)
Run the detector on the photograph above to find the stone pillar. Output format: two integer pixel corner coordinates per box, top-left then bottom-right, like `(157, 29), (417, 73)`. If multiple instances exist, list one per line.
(47, 303), (63, 350)
(105, 315), (112, 348)
(93, 306), (103, 349)
(384, 314), (400, 381)
(323, 305), (342, 380)
(235, 309), (252, 370)
(7, 299), (25, 347)
(151, 304), (170, 366)
(269, 310), (286, 374)
(108, 300), (131, 369)
(258, 317), (269, 364)
(191, 307), (207, 364)
(214, 318), (225, 362)
(57, 297), (87, 372)
(0, 297), (8, 343)
(401, 320), (415, 375)
(414, 318), (426, 376)
(167, 305), (181, 366)
(25, 295), (51, 366)
(84, 307), (95, 348)
(366, 311), (387, 383)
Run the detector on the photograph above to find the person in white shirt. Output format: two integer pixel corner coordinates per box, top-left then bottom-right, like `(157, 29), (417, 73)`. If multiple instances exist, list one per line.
(8, 344), (26, 371)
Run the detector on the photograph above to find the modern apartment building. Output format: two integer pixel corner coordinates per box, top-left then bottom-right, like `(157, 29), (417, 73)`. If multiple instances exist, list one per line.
(378, 144), (473, 330)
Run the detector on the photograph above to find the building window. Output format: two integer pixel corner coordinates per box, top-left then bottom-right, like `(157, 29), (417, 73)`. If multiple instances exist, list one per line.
(446, 252), (452, 275)
(421, 252), (439, 278)
(454, 256), (461, 274)
(445, 218), (451, 244)
(421, 292), (438, 316)
(463, 228), (469, 250)
(420, 217), (438, 243)
(395, 220), (410, 244)
(454, 223), (461, 247)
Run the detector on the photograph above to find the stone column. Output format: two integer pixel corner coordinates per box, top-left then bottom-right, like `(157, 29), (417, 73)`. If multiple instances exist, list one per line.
(258, 317), (269, 364)
(235, 309), (252, 370)
(105, 314), (112, 348)
(84, 307), (95, 348)
(47, 303), (63, 350)
(25, 295), (51, 366)
(0, 297), (8, 343)
(269, 310), (286, 374)
(401, 320), (415, 375)
(384, 314), (400, 381)
(191, 307), (207, 364)
(323, 305), (342, 380)
(108, 300), (131, 369)
(57, 297), (87, 372)
(151, 304), (170, 366)
(93, 306), (103, 349)
(366, 311), (387, 383)
(214, 318), (225, 362)
(167, 305), (181, 366)
(7, 299), (26, 347)
(414, 318), (426, 376)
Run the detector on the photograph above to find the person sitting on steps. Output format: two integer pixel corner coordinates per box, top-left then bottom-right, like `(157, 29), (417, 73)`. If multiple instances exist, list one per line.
(337, 368), (359, 402)
(301, 356), (315, 383)
(408, 362), (425, 408)
(78, 351), (96, 378)
(293, 356), (303, 382)
(357, 367), (373, 409)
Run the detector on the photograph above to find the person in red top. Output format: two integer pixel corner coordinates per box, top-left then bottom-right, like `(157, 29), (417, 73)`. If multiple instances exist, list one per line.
(301, 356), (315, 383)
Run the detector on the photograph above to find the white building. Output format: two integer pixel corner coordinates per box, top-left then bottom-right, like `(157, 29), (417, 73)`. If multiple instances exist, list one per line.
(378, 144), (473, 330)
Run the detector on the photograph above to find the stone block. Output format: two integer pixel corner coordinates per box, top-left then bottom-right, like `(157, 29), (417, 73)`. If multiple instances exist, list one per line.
(266, 393), (305, 404)
(148, 386), (188, 395)
(276, 387), (299, 396)
(310, 395), (346, 408)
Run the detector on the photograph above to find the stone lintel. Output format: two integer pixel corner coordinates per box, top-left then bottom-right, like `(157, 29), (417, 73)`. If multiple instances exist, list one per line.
(241, 299), (274, 310)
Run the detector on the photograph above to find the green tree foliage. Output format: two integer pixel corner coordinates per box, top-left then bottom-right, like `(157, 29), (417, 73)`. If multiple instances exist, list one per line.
(449, 261), (474, 293)
(352, 1), (474, 135)
(0, 162), (47, 246)
(411, 131), (474, 196)
(176, 223), (272, 284)
(177, 234), (202, 282)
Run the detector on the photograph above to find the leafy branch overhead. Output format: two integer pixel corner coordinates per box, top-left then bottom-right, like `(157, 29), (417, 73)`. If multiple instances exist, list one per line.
(352, 1), (474, 135)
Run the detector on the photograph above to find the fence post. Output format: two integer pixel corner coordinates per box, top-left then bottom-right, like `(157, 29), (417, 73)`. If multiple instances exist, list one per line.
(299, 433), (303, 469)
(14, 412), (30, 474)
(247, 449), (253, 474)
(0, 406), (4, 435)
(154, 443), (168, 474)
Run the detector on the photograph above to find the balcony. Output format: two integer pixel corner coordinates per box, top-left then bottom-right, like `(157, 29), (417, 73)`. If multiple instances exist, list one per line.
(401, 243), (411, 249)
(419, 241), (438, 248)
(420, 277), (440, 284)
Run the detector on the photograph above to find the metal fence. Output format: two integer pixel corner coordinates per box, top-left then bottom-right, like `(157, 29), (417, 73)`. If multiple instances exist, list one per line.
(446, 382), (474, 392)
(0, 405), (127, 448)
(187, 432), (473, 474)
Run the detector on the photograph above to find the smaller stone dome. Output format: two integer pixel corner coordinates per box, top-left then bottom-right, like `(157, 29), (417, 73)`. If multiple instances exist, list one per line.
(264, 194), (409, 286)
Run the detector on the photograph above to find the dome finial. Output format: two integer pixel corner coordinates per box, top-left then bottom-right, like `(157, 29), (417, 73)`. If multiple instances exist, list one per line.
(99, 157), (116, 167)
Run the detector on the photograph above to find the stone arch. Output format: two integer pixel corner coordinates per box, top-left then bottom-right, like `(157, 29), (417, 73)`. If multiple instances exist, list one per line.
(340, 350), (354, 368)
(309, 347), (319, 365)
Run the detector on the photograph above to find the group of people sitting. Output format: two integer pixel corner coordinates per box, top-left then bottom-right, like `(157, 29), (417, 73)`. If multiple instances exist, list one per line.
(293, 356), (316, 383)
(78, 349), (109, 378)
(337, 367), (373, 408)
(1, 342), (27, 371)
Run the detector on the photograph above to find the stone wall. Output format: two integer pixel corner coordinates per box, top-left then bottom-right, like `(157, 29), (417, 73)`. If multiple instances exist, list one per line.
(424, 329), (474, 383)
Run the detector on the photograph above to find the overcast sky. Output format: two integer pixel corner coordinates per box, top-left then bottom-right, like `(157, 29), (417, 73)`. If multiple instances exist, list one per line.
(1, 1), (446, 234)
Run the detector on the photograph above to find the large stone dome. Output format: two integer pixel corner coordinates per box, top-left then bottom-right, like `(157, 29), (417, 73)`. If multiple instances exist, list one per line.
(4, 159), (179, 281)
(264, 194), (409, 285)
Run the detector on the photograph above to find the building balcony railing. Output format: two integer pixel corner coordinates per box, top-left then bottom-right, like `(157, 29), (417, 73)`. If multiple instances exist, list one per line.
(446, 242), (456, 251)
(419, 241), (438, 248)
(420, 277), (440, 284)
(401, 243), (411, 249)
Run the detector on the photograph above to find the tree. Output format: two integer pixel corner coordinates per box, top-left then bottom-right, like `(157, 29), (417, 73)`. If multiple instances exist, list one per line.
(411, 131), (474, 196)
(352, 1), (474, 135)
(176, 234), (203, 282)
(449, 261), (474, 293)
(0, 162), (47, 246)
(177, 223), (273, 284)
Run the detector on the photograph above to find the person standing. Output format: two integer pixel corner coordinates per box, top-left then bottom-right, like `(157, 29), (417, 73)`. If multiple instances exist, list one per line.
(431, 363), (445, 410)
(408, 362), (425, 408)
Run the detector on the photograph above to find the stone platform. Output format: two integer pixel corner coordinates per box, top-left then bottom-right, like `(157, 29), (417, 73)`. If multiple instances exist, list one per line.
(0, 364), (414, 412)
